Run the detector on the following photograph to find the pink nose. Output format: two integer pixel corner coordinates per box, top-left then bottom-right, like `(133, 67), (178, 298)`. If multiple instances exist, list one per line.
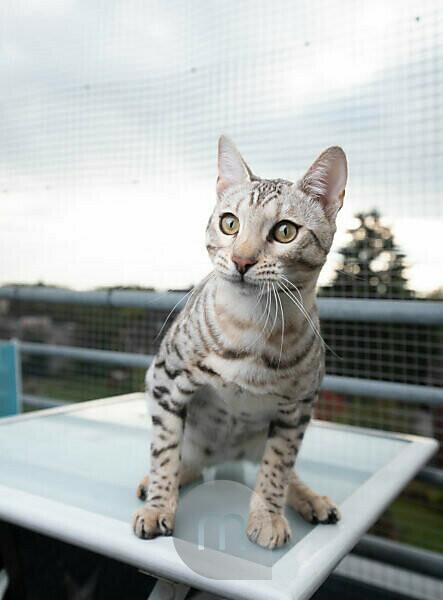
(232, 255), (258, 275)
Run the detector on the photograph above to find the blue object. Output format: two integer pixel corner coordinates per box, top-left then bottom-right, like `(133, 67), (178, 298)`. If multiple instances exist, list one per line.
(0, 340), (21, 416)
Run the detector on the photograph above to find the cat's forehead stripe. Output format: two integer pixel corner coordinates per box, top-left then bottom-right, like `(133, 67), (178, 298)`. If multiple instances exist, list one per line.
(248, 178), (292, 208)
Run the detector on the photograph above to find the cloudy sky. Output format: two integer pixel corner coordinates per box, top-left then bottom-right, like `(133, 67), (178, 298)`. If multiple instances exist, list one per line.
(1, 0), (442, 293)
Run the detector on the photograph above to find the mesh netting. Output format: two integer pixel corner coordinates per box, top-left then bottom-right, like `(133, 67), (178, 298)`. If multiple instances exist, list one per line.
(0, 0), (442, 591)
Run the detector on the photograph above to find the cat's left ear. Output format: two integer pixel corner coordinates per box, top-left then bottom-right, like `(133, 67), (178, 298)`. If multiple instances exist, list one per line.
(217, 135), (253, 194)
(299, 146), (348, 221)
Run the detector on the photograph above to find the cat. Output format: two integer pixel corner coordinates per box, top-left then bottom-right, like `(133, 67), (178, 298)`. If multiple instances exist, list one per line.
(133, 136), (347, 549)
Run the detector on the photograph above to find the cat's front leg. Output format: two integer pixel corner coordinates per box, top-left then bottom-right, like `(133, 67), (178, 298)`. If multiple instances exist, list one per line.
(247, 401), (311, 549)
(132, 374), (196, 540)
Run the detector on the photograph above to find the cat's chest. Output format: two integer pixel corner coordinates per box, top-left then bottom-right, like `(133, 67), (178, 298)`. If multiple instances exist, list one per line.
(215, 382), (278, 422)
(205, 353), (277, 391)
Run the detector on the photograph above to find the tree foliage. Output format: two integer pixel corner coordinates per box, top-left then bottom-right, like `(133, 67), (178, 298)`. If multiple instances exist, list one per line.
(322, 209), (413, 298)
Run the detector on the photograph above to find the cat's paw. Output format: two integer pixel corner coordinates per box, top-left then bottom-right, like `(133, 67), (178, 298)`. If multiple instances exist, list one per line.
(297, 495), (341, 525)
(246, 511), (291, 549)
(132, 506), (175, 539)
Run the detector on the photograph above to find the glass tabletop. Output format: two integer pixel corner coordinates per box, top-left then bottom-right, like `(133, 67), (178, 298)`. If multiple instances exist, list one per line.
(0, 395), (408, 567)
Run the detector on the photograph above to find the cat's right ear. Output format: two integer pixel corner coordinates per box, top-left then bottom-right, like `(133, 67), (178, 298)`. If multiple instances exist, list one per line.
(217, 136), (252, 194)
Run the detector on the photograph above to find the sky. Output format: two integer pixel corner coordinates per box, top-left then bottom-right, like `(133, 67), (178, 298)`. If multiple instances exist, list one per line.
(1, 0), (442, 293)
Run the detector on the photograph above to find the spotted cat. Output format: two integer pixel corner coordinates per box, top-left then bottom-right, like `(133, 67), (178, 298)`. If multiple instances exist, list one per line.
(133, 136), (347, 549)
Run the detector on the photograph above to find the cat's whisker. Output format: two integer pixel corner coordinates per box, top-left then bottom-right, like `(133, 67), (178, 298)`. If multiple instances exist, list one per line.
(278, 280), (322, 339)
(155, 287), (195, 340)
(278, 282), (321, 342)
(280, 277), (319, 329)
(252, 281), (265, 312)
(258, 282), (271, 326)
(188, 274), (214, 304)
(254, 283), (272, 347)
(278, 281), (340, 359)
(185, 273), (216, 321)
(275, 286), (285, 369)
(247, 282), (273, 350)
(270, 283), (279, 336)
(280, 277), (324, 335)
(334, 267), (366, 282)
(263, 283), (274, 336)
(244, 285), (267, 351)
(280, 275), (304, 302)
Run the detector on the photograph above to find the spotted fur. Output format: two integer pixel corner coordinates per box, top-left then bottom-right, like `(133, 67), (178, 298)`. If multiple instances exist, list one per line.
(133, 136), (347, 548)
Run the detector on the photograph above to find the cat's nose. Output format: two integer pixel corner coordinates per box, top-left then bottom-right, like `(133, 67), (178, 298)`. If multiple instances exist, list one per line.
(232, 255), (258, 275)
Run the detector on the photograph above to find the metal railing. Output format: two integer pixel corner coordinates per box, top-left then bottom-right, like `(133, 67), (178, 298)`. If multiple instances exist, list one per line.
(2, 285), (442, 408)
(1, 284), (442, 321)
(14, 340), (443, 407)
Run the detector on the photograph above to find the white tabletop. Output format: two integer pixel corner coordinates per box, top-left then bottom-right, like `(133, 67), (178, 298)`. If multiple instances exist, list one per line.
(0, 393), (437, 600)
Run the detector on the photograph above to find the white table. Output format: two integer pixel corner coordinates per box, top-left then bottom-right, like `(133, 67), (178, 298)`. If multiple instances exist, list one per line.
(0, 393), (437, 600)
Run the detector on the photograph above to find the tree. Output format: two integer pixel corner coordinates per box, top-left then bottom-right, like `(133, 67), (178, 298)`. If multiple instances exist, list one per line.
(322, 209), (413, 299)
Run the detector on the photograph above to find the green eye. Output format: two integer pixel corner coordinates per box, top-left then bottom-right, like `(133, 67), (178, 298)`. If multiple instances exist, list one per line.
(220, 213), (240, 235)
(272, 220), (298, 243)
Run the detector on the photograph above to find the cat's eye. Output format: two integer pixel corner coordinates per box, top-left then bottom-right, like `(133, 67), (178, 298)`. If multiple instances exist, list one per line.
(220, 213), (240, 235)
(272, 220), (298, 243)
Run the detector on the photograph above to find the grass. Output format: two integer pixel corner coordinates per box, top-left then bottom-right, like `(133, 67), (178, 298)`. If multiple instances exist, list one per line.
(371, 480), (443, 553)
(320, 395), (443, 553)
(23, 371), (145, 403)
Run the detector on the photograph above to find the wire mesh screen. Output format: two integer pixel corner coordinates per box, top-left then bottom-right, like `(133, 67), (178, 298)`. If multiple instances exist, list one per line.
(1, 0), (443, 594)
(1, 1), (443, 294)
(323, 320), (443, 387)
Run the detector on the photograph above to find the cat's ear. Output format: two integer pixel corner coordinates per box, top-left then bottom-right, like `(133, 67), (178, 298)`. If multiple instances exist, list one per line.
(217, 135), (253, 194)
(299, 147), (348, 221)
